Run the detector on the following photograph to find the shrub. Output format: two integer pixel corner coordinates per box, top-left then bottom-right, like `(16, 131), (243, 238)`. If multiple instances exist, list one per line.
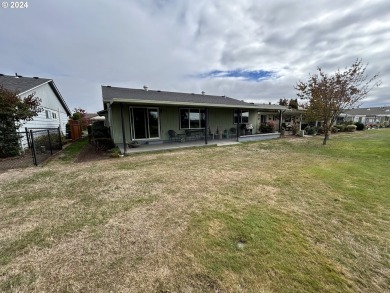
(354, 122), (365, 130)
(291, 124), (299, 135)
(317, 126), (324, 134)
(304, 126), (317, 135)
(0, 129), (21, 158)
(384, 121), (389, 127)
(94, 138), (115, 150)
(91, 121), (110, 138)
(259, 121), (275, 133)
(346, 125), (357, 132)
(331, 126), (338, 133)
(65, 123), (71, 139)
(33, 133), (63, 150)
(335, 125), (345, 132)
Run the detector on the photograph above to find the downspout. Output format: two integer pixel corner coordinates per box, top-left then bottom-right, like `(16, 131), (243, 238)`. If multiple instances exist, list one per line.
(120, 103), (127, 154)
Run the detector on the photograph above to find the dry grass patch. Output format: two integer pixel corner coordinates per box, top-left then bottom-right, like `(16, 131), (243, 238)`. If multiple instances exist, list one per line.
(1, 130), (389, 292)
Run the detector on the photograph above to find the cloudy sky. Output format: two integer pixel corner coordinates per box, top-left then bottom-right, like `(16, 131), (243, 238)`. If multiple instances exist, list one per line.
(1, 0), (389, 112)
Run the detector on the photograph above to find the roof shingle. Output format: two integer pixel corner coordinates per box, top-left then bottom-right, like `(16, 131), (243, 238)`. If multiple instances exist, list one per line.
(102, 86), (255, 107)
(0, 74), (51, 94)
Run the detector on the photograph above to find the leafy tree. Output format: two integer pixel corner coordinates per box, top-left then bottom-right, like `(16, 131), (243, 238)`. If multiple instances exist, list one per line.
(279, 98), (288, 106)
(295, 59), (381, 145)
(73, 107), (88, 130)
(288, 98), (299, 110)
(0, 86), (42, 157)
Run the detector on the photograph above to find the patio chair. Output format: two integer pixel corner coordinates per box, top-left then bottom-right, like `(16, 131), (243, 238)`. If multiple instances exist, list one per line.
(168, 130), (184, 142)
(229, 127), (237, 137)
(222, 129), (229, 138)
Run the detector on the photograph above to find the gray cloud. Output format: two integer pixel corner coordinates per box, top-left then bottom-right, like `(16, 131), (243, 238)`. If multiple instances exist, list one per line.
(0, 0), (388, 112)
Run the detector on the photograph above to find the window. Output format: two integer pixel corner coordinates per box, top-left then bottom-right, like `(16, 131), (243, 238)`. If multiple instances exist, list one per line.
(180, 108), (205, 129)
(234, 109), (249, 124)
(45, 110), (50, 119)
(52, 112), (57, 119)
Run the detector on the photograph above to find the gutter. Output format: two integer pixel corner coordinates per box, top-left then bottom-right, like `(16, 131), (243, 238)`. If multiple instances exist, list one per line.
(104, 98), (261, 109)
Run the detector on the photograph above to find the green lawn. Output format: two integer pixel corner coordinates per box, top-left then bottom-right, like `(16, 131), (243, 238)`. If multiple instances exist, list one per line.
(0, 129), (389, 292)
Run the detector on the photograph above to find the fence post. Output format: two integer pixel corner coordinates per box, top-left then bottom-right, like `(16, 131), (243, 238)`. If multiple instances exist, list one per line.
(58, 127), (62, 149)
(30, 130), (38, 166)
(47, 129), (53, 155)
(25, 127), (30, 149)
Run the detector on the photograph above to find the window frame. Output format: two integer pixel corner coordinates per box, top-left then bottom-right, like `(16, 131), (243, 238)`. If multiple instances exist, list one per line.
(234, 109), (249, 124)
(130, 106), (160, 140)
(179, 108), (206, 129)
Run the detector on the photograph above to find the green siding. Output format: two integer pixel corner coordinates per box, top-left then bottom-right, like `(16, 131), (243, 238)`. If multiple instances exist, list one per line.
(109, 104), (259, 144)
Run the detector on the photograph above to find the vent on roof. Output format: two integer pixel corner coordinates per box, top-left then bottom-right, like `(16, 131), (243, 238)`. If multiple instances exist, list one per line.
(222, 95), (225, 98)
(107, 85), (111, 88)
(269, 102), (271, 105)
(143, 85), (148, 91)
(201, 91), (205, 95)
(157, 90), (161, 92)
(33, 76), (39, 79)
(15, 73), (20, 78)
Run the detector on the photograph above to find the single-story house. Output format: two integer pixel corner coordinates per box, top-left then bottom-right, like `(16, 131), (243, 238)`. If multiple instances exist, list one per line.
(0, 74), (71, 148)
(339, 107), (390, 125)
(100, 86), (283, 152)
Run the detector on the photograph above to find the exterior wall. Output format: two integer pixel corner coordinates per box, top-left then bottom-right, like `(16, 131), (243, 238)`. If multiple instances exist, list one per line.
(109, 103), (258, 144)
(17, 83), (69, 149)
(110, 103), (131, 144)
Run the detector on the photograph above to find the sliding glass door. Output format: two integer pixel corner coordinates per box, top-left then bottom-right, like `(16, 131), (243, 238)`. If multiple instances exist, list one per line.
(131, 107), (160, 139)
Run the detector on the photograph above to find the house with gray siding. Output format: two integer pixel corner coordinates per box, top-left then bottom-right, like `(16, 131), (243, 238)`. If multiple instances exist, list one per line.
(0, 74), (71, 148)
(339, 107), (390, 125)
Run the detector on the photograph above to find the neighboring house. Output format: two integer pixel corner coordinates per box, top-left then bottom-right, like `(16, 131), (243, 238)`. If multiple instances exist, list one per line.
(339, 107), (390, 125)
(0, 74), (71, 148)
(101, 85), (283, 151)
(84, 113), (105, 124)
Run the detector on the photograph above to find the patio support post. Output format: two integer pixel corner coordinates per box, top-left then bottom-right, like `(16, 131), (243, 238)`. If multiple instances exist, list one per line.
(299, 113), (302, 131)
(205, 107), (208, 145)
(120, 103), (127, 154)
(279, 110), (283, 132)
(236, 109), (240, 142)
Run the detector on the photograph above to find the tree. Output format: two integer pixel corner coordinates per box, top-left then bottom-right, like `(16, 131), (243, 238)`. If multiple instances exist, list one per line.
(288, 98), (298, 110)
(279, 98), (299, 109)
(295, 59), (381, 145)
(279, 98), (288, 106)
(72, 107), (88, 130)
(0, 86), (42, 157)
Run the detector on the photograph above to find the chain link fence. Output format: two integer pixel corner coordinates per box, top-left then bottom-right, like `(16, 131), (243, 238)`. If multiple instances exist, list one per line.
(0, 127), (63, 171)
(29, 128), (63, 165)
(0, 131), (33, 170)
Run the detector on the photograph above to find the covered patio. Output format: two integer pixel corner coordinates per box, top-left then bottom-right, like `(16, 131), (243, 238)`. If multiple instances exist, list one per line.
(117, 138), (238, 154)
